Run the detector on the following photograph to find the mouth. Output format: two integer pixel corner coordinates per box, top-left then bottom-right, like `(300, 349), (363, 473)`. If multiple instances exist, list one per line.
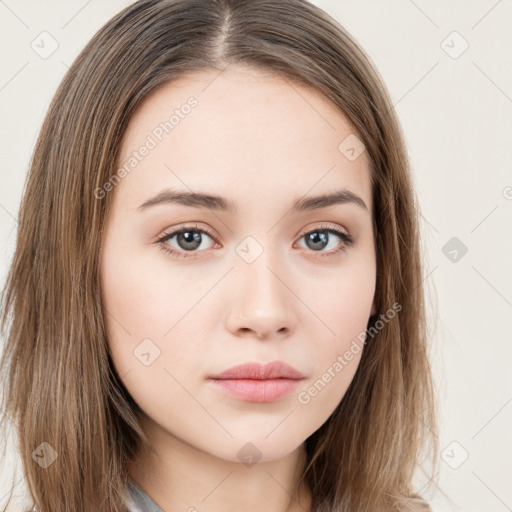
(207, 360), (305, 403)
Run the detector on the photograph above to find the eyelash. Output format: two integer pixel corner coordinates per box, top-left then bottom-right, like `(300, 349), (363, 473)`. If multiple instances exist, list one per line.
(155, 223), (354, 260)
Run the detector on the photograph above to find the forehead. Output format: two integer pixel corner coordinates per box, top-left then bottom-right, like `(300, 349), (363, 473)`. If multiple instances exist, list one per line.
(114, 66), (372, 214)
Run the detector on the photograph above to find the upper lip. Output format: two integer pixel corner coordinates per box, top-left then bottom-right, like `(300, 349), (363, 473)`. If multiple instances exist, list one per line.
(209, 361), (305, 380)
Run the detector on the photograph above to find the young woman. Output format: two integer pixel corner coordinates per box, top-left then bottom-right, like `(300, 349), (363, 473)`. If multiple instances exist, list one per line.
(0, 0), (439, 510)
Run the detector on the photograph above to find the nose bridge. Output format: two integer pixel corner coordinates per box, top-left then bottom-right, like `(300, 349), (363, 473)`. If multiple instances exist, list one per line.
(225, 236), (296, 337)
(238, 241), (289, 310)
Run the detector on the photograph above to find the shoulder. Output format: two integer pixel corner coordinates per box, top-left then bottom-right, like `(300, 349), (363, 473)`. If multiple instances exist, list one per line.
(125, 478), (164, 512)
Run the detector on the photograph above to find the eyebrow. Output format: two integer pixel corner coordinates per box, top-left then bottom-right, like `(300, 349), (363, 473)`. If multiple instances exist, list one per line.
(136, 188), (369, 214)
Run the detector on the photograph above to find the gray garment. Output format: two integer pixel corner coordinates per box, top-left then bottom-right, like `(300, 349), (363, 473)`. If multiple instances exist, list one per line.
(125, 478), (164, 512)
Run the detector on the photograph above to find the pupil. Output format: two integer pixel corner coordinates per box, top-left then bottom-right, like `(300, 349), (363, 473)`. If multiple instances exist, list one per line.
(178, 231), (201, 250)
(306, 231), (328, 251)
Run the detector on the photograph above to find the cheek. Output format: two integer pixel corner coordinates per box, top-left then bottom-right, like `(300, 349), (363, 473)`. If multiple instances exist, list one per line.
(100, 237), (170, 373)
(295, 258), (375, 406)
(100, 239), (217, 379)
(101, 245), (194, 339)
(295, 288), (370, 418)
(304, 256), (375, 343)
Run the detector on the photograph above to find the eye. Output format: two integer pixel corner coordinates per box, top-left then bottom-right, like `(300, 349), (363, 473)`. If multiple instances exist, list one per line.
(295, 225), (354, 257)
(156, 224), (217, 259)
(156, 223), (354, 260)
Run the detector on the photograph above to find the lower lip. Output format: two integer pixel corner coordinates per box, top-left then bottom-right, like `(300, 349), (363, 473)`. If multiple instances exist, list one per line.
(208, 378), (302, 403)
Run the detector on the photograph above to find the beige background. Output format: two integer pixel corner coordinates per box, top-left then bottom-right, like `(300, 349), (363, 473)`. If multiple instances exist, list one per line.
(1, 1), (511, 510)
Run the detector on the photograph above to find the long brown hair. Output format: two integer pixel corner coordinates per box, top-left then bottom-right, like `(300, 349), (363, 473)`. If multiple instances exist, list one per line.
(0, 0), (439, 510)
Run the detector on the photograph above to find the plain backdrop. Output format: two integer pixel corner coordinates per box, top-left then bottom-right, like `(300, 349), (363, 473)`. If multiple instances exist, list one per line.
(1, 1), (511, 510)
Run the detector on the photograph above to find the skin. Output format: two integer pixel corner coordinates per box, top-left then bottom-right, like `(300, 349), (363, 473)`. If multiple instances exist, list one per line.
(100, 65), (376, 512)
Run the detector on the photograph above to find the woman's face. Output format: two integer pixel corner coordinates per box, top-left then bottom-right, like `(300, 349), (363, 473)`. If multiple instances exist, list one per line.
(100, 66), (376, 463)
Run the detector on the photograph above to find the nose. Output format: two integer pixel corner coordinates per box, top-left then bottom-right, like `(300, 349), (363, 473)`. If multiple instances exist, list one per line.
(224, 254), (297, 341)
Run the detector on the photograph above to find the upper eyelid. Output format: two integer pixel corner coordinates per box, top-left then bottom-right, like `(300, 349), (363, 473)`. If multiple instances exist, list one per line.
(296, 223), (349, 237)
(158, 223), (351, 245)
(158, 224), (217, 242)
(160, 222), (349, 236)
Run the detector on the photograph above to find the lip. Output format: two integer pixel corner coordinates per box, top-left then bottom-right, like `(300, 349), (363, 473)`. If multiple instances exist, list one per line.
(209, 361), (305, 380)
(208, 361), (305, 403)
